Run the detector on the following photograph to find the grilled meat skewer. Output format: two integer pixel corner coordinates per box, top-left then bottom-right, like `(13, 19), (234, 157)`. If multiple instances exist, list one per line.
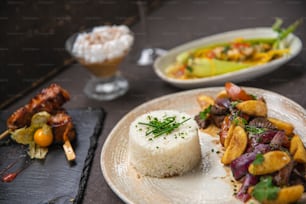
(7, 83), (70, 130)
(2, 83), (76, 161)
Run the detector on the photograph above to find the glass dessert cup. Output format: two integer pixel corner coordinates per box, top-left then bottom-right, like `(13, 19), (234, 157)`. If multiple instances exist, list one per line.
(78, 56), (129, 101)
(65, 27), (132, 101)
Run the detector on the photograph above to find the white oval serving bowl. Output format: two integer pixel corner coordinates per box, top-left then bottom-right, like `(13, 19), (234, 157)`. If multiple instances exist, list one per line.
(153, 28), (302, 89)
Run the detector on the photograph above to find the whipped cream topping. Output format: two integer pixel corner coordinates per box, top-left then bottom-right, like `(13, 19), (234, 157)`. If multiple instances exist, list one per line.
(72, 25), (134, 63)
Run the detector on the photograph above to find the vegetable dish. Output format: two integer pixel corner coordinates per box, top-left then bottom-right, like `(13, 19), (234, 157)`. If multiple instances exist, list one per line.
(166, 19), (301, 80)
(195, 82), (306, 203)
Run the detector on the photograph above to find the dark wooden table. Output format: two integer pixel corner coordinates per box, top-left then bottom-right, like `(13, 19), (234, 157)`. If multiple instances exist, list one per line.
(4, 1), (306, 203)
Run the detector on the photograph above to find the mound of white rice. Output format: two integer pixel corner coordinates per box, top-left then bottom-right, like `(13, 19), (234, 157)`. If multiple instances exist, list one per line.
(128, 110), (201, 178)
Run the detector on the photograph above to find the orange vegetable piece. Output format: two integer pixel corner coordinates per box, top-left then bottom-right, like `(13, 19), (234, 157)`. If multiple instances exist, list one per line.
(221, 126), (247, 165)
(263, 185), (304, 204)
(268, 117), (294, 136)
(248, 151), (290, 175)
(236, 100), (267, 117)
(290, 134), (306, 163)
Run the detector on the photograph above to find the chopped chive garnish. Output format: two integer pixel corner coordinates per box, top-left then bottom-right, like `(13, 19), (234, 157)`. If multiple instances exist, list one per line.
(138, 116), (191, 138)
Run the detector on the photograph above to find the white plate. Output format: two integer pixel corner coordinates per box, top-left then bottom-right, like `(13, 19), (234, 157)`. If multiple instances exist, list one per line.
(100, 87), (306, 204)
(153, 28), (302, 89)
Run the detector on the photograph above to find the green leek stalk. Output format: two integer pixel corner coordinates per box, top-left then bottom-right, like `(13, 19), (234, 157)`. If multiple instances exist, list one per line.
(272, 18), (302, 49)
(187, 58), (250, 77)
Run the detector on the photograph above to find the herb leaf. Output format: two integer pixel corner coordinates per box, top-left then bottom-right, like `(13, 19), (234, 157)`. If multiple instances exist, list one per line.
(232, 116), (247, 126)
(199, 105), (212, 120)
(230, 101), (239, 108)
(245, 125), (266, 134)
(222, 45), (230, 54)
(186, 66), (193, 73)
(252, 176), (280, 202)
(253, 153), (264, 165)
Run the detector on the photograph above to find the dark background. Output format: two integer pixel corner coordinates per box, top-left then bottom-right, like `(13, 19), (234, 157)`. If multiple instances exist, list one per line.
(0, 0), (160, 108)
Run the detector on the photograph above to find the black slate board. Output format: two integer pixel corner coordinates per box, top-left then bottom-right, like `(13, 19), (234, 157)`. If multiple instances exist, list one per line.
(0, 108), (105, 204)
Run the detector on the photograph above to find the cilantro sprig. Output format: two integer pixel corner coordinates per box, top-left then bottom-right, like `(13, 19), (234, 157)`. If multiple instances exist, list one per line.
(199, 105), (212, 120)
(252, 153), (264, 165)
(252, 176), (280, 202)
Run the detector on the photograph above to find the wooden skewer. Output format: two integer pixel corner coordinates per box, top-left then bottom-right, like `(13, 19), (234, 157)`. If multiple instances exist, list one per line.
(63, 140), (76, 162)
(0, 130), (10, 140)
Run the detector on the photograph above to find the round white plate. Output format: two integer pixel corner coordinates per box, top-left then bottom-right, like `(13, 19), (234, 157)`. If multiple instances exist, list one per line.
(153, 28), (302, 89)
(101, 87), (306, 204)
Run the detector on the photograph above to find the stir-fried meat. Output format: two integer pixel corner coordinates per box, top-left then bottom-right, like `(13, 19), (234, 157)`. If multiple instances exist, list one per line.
(210, 104), (228, 115)
(274, 160), (294, 186)
(290, 164), (306, 187)
(270, 131), (289, 149)
(211, 115), (226, 128)
(194, 114), (210, 129)
(248, 117), (276, 129)
(210, 105), (228, 128)
(7, 84), (70, 130)
(48, 111), (75, 143)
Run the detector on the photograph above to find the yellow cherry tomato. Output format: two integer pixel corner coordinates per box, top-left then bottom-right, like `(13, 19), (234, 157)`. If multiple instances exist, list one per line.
(33, 125), (53, 147)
